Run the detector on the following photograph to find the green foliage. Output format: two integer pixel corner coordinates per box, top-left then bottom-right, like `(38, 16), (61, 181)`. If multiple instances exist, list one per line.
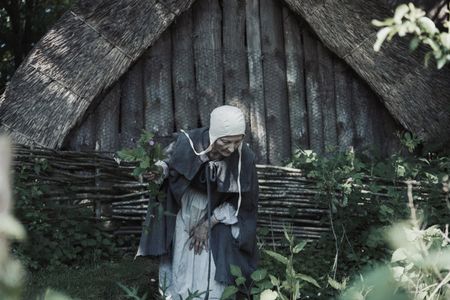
(285, 136), (449, 298)
(13, 158), (124, 271)
(222, 264), (274, 299)
(335, 180), (450, 300)
(372, 3), (450, 69)
(24, 258), (158, 300)
(266, 229), (320, 300)
(117, 283), (148, 300)
(223, 229), (319, 300)
(116, 130), (166, 197)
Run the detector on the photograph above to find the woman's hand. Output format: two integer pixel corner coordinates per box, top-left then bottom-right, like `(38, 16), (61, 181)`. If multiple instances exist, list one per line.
(142, 171), (159, 182)
(189, 216), (220, 255)
(189, 221), (209, 255)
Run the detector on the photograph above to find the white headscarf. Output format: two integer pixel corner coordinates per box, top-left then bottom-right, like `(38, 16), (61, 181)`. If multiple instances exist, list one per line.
(181, 105), (245, 215)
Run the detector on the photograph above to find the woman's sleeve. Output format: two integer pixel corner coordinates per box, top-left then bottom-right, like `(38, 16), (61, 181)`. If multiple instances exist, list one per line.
(213, 202), (240, 238)
(154, 139), (177, 180)
(235, 163), (259, 253)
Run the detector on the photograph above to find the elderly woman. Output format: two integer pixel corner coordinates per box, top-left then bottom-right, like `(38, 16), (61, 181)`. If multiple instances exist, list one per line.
(137, 105), (259, 299)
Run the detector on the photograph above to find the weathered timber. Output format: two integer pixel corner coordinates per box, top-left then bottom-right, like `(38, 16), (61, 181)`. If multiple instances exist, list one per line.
(67, 112), (96, 151)
(378, 108), (402, 155)
(317, 42), (337, 150)
(192, 0), (223, 125)
(302, 28), (324, 154)
(283, 7), (309, 151)
(334, 60), (354, 150)
(246, 0), (267, 163)
(120, 61), (144, 148)
(171, 10), (197, 131)
(94, 84), (121, 151)
(282, 0), (450, 146)
(351, 78), (373, 151)
(144, 30), (174, 136)
(260, 0), (291, 164)
(0, 0), (196, 148)
(223, 0), (250, 139)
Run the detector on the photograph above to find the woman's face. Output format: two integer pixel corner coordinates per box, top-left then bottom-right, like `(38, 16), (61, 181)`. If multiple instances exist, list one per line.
(212, 134), (244, 157)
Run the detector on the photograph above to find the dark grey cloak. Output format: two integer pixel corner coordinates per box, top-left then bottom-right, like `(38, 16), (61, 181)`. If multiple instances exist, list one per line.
(136, 127), (259, 284)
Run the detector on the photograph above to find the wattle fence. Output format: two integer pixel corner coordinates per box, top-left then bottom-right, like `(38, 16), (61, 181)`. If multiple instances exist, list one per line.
(13, 144), (430, 251)
(13, 144), (329, 249)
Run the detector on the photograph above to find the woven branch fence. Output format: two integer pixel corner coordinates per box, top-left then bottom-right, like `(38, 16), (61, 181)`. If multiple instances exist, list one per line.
(12, 144), (434, 249)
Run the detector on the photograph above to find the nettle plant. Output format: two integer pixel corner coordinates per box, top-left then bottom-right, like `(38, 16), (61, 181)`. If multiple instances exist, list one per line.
(116, 130), (165, 197)
(373, 3), (450, 69)
(222, 229), (320, 300)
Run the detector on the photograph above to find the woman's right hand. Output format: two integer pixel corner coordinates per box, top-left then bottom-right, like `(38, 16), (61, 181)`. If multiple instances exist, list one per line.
(142, 171), (159, 182)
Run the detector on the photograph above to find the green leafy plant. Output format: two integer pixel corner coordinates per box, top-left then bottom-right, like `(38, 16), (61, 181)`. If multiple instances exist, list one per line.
(222, 229), (319, 300)
(117, 283), (148, 300)
(373, 3), (450, 69)
(336, 180), (450, 300)
(398, 132), (422, 154)
(266, 229), (320, 300)
(13, 158), (123, 270)
(116, 130), (165, 197)
(285, 137), (449, 298)
(221, 265), (273, 300)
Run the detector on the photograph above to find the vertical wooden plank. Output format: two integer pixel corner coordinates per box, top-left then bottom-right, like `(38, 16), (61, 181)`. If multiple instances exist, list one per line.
(67, 112), (96, 151)
(223, 0), (250, 139)
(143, 30), (174, 137)
(120, 61), (144, 148)
(334, 60), (354, 151)
(282, 8), (309, 152)
(378, 105), (402, 155)
(246, 0), (267, 163)
(192, 0), (223, 125)
(172, 10), (197, 131)
(260, 0), (291, 164)
(366, 90), (402, 156)
(94, 83), (120, 152)
(303, 28), (324, 154)
(351, 78), (373, 152)
(317, 42), (337, 151)
(366, 91), (383, 155)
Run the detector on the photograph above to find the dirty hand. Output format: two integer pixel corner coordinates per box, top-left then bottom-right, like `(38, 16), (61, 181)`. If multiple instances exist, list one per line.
(189, 221), (209, 255)
(142, 171), (158, 181)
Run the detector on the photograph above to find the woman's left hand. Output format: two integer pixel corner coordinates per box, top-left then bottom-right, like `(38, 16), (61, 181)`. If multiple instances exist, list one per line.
(189, 221), (209, 255)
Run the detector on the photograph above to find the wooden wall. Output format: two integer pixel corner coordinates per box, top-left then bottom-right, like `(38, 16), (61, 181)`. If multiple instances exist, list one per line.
(64, 0), (402, 164)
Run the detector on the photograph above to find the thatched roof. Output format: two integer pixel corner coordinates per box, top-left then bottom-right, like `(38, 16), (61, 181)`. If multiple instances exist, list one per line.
(0, 0), (448, 149)
(0, 0), (193, 148)
(283, 0), (450, 146)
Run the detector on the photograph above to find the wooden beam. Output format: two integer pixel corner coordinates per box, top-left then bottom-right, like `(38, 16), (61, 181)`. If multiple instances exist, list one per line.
(246, 0), (267, 163)
(260, 0), (291, 164)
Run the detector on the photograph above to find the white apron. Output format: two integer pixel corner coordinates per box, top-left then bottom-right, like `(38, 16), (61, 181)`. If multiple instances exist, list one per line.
(159, 188), (226, 300)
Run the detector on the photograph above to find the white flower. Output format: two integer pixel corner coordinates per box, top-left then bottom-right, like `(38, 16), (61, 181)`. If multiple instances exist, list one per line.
(260, 289), (278, 300)
(394, 4), (409, 24)
(373, 27), (392, 51)
(418, 17), (437, 34)
(440, 32), (450, 49)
